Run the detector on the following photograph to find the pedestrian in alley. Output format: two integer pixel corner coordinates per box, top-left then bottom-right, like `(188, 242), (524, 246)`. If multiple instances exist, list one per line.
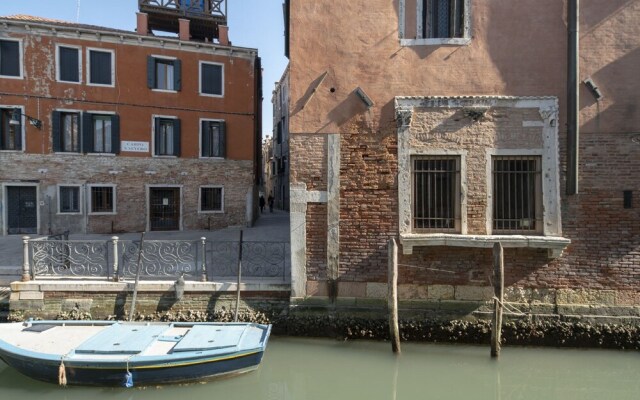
(268, 193), (274, 213)
(259, 195), (265, 213)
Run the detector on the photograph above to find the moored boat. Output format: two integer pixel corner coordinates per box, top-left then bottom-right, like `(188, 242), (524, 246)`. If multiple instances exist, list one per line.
(0, 319), (271, 387)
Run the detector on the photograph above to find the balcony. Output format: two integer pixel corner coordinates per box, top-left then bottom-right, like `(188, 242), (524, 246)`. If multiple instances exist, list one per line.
(139, 0), (227, 40)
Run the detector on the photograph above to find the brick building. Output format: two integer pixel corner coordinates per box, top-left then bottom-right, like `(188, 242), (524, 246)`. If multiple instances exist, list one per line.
(284, 1), (640, 320)
(0, 2), (262, 235)
(270, 66), (290, 211)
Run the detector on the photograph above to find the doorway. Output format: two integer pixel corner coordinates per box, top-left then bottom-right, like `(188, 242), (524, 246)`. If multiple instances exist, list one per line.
(6, 186), (38, 234)
(149, 187), (181, 231)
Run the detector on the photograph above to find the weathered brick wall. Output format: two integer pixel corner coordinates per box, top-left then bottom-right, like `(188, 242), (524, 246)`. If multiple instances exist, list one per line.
(0, 153), (253, 234)
(306, 203), (328, 280)
(289, 134), (327, 190)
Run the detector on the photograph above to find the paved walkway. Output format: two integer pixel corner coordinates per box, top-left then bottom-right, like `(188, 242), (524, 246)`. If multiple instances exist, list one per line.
(0, 210), (290, 285)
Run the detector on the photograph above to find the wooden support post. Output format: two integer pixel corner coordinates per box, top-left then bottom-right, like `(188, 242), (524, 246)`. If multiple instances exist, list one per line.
(234, 230), (243, 322)
(491, 242), (504, 357)
(388, 238), (401, 354)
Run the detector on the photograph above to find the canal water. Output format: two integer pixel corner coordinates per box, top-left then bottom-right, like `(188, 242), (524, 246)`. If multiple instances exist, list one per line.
(0, 337), (637, 399)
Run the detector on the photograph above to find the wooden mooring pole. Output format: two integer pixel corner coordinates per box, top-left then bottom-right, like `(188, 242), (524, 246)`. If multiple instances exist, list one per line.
(234, 230), (243, 322)
(388, 238), (401, 354)
(491, 242), (504, 357)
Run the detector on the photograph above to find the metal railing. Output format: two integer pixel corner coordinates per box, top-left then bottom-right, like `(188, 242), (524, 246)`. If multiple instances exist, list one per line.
(23, 235), (289, 282)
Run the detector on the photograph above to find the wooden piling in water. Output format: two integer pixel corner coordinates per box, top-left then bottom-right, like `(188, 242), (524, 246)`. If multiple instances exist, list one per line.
(388, 238), (401, 354)
(491, 242), (504, 357)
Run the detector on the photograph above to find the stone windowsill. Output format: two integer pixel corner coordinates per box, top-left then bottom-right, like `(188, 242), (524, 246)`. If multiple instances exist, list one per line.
(400, 233), (571, 258)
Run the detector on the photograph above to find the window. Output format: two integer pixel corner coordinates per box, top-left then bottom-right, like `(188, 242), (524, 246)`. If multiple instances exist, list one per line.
(492, 156), (542, 233)
(421, 0), (465, 39)
(0, 39), (21, 78)
(200, 187), (223, 212)
(201, 120), (225, 158)
(57, 45), (80, 83)
(200, 61), (223, 96)
(412, 156), (461, 232)
(87, 49), (114, 86)
(154, 117), (181, 156)
(59, 186), (80, 213)
(52, 111), (80, 152)
(0, 108), (22, 150)
(89, 185), (115, 214)
(147, 56), (181, 91)
(82, 113), (120, 153)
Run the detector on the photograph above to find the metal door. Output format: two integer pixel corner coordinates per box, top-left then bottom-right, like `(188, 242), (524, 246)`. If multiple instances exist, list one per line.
(149, 188), (180, 231)
(7, 186), (38, 234)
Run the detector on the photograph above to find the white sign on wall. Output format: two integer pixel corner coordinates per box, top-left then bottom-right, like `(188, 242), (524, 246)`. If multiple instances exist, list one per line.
(121, 141), (149, 153)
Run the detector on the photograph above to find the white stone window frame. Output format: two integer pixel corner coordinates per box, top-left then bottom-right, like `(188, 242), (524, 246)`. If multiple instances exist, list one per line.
(410, 149), (468, 234)
(199, 118), (225, 160)
(87, 183), (117, 215)
(150, 54), (178, 93)
(55, 43), (82, 84)
(86, 47), (115, 88)
(0, 38), (24, 80)
(57, 184), (83, 215)
(0, 104), (25, 153)
(395, 96), (569, 258)
(399, 0), (471, 46)
(151, 114), (178, 158)
(198, 185), (225, 214)
(199, 60), (224, 98)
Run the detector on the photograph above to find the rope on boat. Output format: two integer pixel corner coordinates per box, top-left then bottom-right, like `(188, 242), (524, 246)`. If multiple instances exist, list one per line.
(58, 357), (67, 386)
(492, 296), (527, 316)
(123, 357), (134, 388)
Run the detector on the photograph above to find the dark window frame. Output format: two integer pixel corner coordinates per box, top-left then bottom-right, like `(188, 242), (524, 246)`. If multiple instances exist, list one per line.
(154, 117), (181, 157)
(59, 185), (81, 214)
(52, 111), (81, 153)
(200, 119), (226, 158)
(200, 186), (224, 213)
(422, 0), (466, 39)
(147, 56), (181, 91)
(199, 61), (224, 97)
(0, 107), (22, 151)
(57, 45), (81, 83)
(87, 48), (114, 86)
(82, 113), (120, 154)
(0, 39), (21, 78)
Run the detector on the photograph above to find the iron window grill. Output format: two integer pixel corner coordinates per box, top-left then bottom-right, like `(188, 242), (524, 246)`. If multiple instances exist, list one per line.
(412, 156), (461, 232)
(492, 156), (542, 233)
(91, 186), (114, 213)
(422, 0), (465, 39)
(201, 187), (223, 212)
(59, 186), (80, 213)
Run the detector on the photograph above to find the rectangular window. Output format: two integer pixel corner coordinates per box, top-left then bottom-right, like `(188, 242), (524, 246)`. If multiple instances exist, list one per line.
(201, 120), (226, 158)
(200, 187), (223, 212)
(147, 56), (181, 91)
(93, 116), (112, 153)
(0, 39), (21, 77)
(412, 156), (461, 232)
(81, 113), (120, 154)
(88, 49), (113, 86)
(154, 117), (181, 156)
(57, 46), (80, 83)
(59, 186), (80, 213)
(492, 156), (542, 233)
(0, 108), (22, 150)
(200, 61), (223, 96)
(52, 111), (80, 152)
(90, 186), (115, 213)
(422, 0), (465, 39)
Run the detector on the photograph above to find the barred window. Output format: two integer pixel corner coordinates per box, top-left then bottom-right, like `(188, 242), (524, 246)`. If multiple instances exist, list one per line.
(492, 156), (542, 233)
(90, 186), (115, 213)
(59, 186), (80, 213)
(422, 0), (465, 39)
(200, 187), (223, 212)
(412, 156), (461, 232)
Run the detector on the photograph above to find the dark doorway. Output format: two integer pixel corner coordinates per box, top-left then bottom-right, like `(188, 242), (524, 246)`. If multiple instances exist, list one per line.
(149, 187), (180, 231)
(7, 186), (38, 234)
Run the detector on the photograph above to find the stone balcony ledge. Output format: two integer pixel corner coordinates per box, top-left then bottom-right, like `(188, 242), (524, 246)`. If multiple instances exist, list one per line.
(10, 280), (291, 293)
(400, 233), (571, 258)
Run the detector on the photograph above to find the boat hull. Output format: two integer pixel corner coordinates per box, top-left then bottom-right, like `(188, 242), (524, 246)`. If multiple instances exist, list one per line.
(0, 349), (265, 386)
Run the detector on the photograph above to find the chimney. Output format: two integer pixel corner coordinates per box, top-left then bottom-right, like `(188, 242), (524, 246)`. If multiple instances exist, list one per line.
(218, 25), (229, 46)
(179, 18), (190, 41)
(136, 12), (149, 36)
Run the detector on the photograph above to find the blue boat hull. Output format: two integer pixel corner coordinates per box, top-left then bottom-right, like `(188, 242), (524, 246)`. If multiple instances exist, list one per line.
(0, 350), (265, 386)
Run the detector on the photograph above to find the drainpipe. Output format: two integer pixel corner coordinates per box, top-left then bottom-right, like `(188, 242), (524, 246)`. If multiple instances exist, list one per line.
(566, 0), (579, 195)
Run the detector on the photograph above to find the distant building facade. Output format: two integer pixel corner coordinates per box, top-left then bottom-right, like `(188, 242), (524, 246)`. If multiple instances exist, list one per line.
(284, 1), (640, 320)
(0, 4), (262, 235)
(270, 67), (290, 211)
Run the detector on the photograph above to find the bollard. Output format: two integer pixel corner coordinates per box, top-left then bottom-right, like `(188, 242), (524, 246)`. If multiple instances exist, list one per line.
(200, 237), (207, 282)
(111, 236), (119, 282)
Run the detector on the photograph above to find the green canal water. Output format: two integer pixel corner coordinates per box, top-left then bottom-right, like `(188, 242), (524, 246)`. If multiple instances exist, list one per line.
(0, 337), (637, 399)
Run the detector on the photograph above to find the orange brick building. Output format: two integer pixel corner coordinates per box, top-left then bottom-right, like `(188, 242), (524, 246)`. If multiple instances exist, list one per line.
(0, 3), (262, 235)
(285, 1), (640, 321)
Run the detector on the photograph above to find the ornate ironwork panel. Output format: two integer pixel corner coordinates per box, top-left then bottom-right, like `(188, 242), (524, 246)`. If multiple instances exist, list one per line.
(140, 0), (226, 17)
(207, 241), (288, 279)
(31, 240), (109, 277)
(120, 240), (200, 279)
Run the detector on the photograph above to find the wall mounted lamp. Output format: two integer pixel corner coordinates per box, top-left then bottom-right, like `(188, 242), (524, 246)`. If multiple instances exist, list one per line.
(583, 77), (603, 101)
(10, 108), (42, 129)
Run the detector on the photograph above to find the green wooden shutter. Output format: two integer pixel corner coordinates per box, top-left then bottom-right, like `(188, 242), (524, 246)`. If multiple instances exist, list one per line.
(154, 117), (161, 155)
(218, 120), (226, 158)
(201, 120), (210, 157)
(173, 119), (181, 157)
(52, 111), (61, 152)
(147, 56), (155, 89)
(82, 112), (94, 153)
(173, 59), (182, 91)
(111, 114), (120, 154)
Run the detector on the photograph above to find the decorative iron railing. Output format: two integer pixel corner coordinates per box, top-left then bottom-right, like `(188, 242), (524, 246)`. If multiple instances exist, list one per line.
(26, 236), (289, 282)
(139, 0), (226, 18)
